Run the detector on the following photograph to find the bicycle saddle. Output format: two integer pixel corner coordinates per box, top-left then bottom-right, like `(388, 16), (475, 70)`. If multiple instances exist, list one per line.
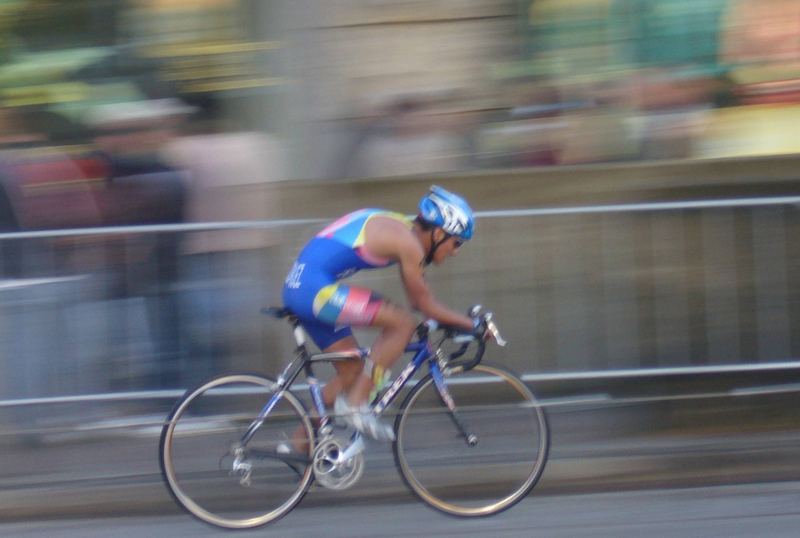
(261, 306), (295, 319)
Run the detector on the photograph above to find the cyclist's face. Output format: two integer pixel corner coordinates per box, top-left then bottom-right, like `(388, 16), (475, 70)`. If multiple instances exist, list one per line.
(432, 232), (464, 265)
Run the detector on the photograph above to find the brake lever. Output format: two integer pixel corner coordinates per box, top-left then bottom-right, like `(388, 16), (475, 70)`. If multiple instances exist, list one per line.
(484, 313), (507, 347)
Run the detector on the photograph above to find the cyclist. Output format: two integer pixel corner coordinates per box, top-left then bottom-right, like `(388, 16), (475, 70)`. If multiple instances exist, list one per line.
(282, 185), (481, 441)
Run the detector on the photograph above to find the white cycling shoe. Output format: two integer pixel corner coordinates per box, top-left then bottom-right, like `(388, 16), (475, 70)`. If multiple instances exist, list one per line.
(334, 396), (395, 442)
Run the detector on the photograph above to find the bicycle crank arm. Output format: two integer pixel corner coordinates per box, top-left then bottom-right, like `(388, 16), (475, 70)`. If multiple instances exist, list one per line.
(249, 448), (311, 466)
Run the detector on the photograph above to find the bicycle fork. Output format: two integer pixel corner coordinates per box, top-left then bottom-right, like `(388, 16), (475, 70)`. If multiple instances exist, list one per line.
(431, 364), (478, 447)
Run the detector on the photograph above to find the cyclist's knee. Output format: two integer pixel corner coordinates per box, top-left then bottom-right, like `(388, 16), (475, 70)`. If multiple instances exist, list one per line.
(399, 310), (417, 337)
(381, 306), (416, 338)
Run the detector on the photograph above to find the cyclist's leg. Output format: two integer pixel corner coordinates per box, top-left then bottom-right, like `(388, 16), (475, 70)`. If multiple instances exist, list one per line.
(320, 335), (363, 407)
(284, 337), (361, 455)
(344, 301), (416, 406)
(310, 284), (416, 407)
(309, 284), (415, 440)
(330, 300), (415, 441)
(283, 321), (362, 452)
(293, 314), (365, 408)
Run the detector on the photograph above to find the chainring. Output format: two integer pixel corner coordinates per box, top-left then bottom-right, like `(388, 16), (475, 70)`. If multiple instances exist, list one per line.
(312, 436), (364, 490)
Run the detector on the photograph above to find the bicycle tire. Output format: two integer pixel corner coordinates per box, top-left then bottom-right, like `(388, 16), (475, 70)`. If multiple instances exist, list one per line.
(393, 363), (549, 517)
(159, 373), (314, 529)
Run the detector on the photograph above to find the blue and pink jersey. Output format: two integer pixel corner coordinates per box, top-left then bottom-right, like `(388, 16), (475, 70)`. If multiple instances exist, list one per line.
(282, 209), (412, 349)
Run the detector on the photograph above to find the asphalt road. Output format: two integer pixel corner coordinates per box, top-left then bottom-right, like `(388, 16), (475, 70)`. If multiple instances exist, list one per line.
(2, 390), (799, 536)
(2, 480), (799, 537)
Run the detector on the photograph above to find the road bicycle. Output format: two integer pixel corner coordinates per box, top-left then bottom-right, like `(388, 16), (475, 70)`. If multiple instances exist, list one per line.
(159, 305), (549, 529)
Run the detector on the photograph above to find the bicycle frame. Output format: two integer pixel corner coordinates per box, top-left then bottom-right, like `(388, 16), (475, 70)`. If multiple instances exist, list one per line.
(239, 330), (439, 449)
(159, 307), (537, 529)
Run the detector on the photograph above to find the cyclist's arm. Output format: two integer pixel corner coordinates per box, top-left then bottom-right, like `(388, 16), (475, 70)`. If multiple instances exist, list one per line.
(396, 238), (474, 332)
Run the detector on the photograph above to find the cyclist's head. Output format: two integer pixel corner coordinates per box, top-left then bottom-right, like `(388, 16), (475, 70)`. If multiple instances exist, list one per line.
(417, 185), (474, 241)
(416, 185), (474, 266)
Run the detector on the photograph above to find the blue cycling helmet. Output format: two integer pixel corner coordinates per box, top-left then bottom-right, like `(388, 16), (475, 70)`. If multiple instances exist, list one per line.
(418, 185), (475, 241)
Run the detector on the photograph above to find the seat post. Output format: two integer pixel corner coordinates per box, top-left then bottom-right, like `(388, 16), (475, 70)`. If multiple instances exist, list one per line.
(291, 319), (308, 347)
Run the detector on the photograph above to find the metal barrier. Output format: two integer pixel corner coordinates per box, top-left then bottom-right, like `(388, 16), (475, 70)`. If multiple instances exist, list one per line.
(1, 195), (799, 412)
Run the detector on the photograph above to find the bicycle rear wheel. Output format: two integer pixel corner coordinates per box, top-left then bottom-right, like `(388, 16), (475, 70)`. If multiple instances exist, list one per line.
(393, 363), (549, 517)
(159, 374), (314, 529)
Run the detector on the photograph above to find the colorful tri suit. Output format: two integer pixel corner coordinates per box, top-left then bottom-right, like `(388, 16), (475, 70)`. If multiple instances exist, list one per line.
(283, 209), (412, 349)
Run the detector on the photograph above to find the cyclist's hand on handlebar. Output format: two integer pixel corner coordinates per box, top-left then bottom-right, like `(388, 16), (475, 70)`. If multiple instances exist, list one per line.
(464, 305), (488, 341)
(466, 306), (507, 346)
(448, 315), (489, 347)
(470, 313), (492, 342)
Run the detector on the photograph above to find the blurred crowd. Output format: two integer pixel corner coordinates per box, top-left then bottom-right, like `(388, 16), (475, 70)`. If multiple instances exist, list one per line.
(0, 1), (795, 187)
(297, 0), (800, 177)
(482, 0), (800, 166)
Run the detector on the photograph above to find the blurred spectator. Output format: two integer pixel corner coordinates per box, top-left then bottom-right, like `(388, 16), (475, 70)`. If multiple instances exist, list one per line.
(0, 97), (185, 428)
(0, 106), (40, 278)
(0, 107), (98, 228)
(0, 106), (101, 278)
(557, 80), (636, 165)
(163, 103), (286, 379)
(482, 1), (635, 166)
(85, 98), (189, 389)
(471, 83), (566, 168)
(340, 94), (470, 179)
(513, 0), (729, 163)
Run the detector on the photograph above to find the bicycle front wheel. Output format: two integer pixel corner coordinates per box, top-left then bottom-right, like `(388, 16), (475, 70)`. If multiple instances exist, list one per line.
(159, 374), (314, 529)
(394, 363), (549, 517)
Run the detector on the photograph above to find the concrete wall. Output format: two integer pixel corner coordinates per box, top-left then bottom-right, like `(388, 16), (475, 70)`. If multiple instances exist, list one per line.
(272, 155), (800, 220)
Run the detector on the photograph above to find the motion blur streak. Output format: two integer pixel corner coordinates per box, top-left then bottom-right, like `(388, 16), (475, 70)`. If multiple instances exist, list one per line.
(0, 1), (799, 534)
